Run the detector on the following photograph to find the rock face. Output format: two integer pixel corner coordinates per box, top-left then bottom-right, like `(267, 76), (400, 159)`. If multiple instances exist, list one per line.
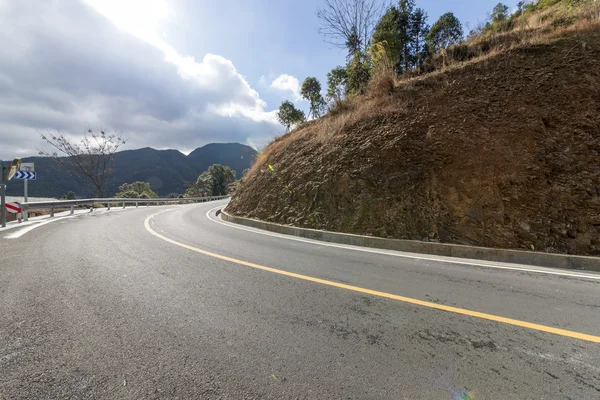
(227, 30), (600, 255)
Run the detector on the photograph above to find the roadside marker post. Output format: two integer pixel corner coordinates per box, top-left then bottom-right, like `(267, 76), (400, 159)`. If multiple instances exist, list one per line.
(1, 158), (22, 228)
(15, 163), (35, 221)
(1, 166), (5, 228)
(5, 202), (22, 222)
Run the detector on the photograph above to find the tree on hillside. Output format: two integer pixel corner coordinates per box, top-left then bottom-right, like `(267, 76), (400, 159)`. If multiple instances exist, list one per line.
(61, 191), (76, 200)
(488, 2), (512, 31)
(301, 77), (327, 119)
(491, 3), (510, 23)
(425, 12), (463, 66)
(186, 164), (236, 197)
(372, 6), (402, 72)
(185, 171), (211, 197)
(516, 1), (526, 16)
(277, 100), (306, 132)
(38, 128), (126, 197)
(326, 66), (348, 103)
(410, 7), (430, 71)
(371, 1), (429, 74)
(115, 181), (158, 198)
(397, 0), (416, 73)
(346, 50), (372, 94)
(316, 0), (385, 58)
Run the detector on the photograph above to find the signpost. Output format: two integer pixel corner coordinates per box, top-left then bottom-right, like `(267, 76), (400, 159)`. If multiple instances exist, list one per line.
(14, 163), (35, 222)
(0, 166), (5, 228)
(1, 158), (21, 228)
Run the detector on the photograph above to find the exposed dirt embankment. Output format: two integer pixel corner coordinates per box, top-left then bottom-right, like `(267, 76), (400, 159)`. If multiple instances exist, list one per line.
(228, 28), (600, 255)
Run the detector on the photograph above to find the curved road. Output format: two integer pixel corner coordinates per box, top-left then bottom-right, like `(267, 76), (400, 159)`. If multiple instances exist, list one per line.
(1, 200), (599, 399)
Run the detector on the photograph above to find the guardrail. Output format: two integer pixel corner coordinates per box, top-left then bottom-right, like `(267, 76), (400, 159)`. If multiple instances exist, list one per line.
(18, 195), (230, 219)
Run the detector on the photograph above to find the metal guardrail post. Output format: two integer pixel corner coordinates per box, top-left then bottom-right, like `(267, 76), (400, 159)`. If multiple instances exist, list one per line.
(70, 205), (74, 215)
(107, 202), (111, 211)
(50, 207), (54, 217)
(136, 202), (138, 208)
(123, 202), (126, 209)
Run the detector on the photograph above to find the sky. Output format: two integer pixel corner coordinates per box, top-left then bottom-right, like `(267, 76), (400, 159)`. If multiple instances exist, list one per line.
(0, 0), (519, 159)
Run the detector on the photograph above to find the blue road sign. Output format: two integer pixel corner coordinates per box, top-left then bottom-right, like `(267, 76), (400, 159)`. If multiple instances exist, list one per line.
(14, 170), (36, 180)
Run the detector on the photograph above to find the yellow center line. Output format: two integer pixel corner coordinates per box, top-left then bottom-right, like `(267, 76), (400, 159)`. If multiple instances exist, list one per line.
(144, 212), (600, 344)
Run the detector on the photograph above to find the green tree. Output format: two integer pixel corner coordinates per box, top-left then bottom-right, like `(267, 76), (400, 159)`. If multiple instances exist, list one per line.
(371, 1), (429, 74)
(195, 171), (212, 195)
(410, 7), (429, 71)
(301, 77), (327, 119)
(372, 6), (402, 72)
(187, 164), (236, 197)
(425, 12), (463, 66)
(326, 66), (348, 103)
(516, 1), (525, 16)
(277, 100), (306, 132)
(60, 191), (76, 200)
(115, 181), (158, 198)
(346, 50), (372, 94)
(397, 0), (416, 72)
(491, 3), (510, 23)
(207, 164), (236, 196)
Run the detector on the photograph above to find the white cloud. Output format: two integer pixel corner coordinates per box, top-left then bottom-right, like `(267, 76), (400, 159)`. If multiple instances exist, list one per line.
(0, 1), (282, 159)
(271, 74), (302, 101)
(84, 0), (273, 124)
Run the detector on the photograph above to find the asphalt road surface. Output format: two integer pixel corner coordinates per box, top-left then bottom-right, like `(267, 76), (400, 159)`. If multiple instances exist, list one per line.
(1, 200), (599, 399)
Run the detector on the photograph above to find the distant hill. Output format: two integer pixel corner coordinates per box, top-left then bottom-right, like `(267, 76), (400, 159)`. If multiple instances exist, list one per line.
(3, 143), (256, 198)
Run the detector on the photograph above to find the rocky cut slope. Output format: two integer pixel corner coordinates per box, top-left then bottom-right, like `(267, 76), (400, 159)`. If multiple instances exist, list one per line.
(227, 26), (600, 255)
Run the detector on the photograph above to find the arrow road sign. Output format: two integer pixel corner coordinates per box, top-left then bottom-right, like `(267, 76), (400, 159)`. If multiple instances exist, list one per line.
(14, 170), (36, 180)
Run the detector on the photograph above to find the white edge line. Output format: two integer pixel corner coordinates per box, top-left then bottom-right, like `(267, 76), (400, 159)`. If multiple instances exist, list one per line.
(3, 207), (131, 239)
(5, 214), (77, 239)
(203, 205), (600, 281)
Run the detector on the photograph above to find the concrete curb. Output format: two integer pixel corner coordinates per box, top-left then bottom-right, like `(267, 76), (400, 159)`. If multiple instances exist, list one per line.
(221, 210), (600, 272)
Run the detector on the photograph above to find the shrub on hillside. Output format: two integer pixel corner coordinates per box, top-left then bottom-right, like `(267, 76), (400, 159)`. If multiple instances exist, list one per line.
(116, 189), (139, 199)
(328, 95), (357, 117)
(60, 191), (76, 200)
(367, 68), (395, 99)
(115, 181), (158, 199)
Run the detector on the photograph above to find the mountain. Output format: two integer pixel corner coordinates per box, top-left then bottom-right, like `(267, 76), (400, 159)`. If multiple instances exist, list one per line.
(187, 143), (256, 176)
(3, 143), (256, 198)
(227, 7), (600, 256)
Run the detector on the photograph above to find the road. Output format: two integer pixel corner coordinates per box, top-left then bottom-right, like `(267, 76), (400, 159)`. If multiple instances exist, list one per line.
(1, 200), (599, 399)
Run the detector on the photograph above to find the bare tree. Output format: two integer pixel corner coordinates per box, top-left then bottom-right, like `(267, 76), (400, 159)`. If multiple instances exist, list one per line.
(316, 0), (385, 58)
(38, 128), (126, 197)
